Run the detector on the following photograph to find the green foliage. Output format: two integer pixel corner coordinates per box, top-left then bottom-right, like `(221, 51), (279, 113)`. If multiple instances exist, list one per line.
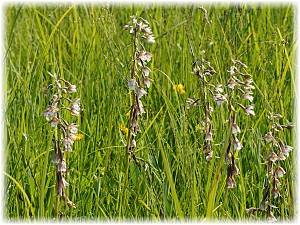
(4, 3), (296, 222)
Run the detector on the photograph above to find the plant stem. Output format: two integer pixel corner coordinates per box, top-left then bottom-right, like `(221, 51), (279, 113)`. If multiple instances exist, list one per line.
(55, 113), (62, 220)
(55, 191), (59, 219)
(122, 26), (138, 218)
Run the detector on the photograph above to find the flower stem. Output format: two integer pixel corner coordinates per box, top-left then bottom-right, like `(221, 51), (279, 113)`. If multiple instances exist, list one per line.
(55, 191), (59, 219)
(55, 113), (61, 220)
(122, 26), (138, 218)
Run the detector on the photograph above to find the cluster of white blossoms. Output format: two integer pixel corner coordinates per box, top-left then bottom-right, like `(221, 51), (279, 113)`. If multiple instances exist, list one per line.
(124, 15), (155, 154)
(188, 59), (216, 162)
(209, 60), (255, 189)
(262, 113), (294, 221)
(43, 72), (82, 209)
(246, 112), (294, 222)
(124, 15), (155, 44)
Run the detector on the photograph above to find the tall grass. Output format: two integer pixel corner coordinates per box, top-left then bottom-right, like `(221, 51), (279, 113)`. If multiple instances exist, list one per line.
(3, 3), (296, 221)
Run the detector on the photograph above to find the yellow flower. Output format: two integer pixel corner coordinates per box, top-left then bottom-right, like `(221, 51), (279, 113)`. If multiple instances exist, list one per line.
(119, 124), (129, 136)
(173, 84), (186, 94)
(71, 133), (84, 141)
(126, 110), (131, 117)
(195, 124), (203, 132)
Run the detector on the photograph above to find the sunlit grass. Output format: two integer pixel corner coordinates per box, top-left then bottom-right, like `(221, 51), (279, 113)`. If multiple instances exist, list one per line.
(3, 3), (296, 221)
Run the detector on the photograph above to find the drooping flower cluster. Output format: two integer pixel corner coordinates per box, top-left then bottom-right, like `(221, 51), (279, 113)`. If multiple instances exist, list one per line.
(187, 59), (216, 161)
(228, 61), (255, 188)
(246, 114), (295, 221)
(124, 16), (155, 156)
(210, 60), (255, 188)
(124, 16), (155, 44)
(43, 72), (82, 209)
(246, 113), (294, 221)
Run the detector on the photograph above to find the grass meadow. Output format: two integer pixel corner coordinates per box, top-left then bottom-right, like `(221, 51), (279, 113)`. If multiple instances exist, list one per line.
(3, 2), (297, 222)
